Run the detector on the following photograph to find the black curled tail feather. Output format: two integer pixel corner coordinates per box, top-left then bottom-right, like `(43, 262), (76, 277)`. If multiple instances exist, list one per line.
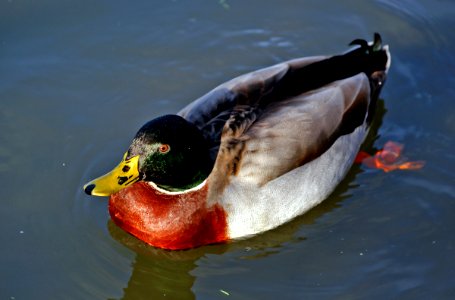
(349, 32), (383, 54)
(344, 32), (388, 78)
(348, 33), (389, 125)
(372, 32), (383, 51)
(349, 39), (369, 50)
(333, 32), (388, 80)
(347, 32), (389, 90)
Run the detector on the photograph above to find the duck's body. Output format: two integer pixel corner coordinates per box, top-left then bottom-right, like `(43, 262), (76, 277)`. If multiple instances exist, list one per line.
(85, 34), (391, 250)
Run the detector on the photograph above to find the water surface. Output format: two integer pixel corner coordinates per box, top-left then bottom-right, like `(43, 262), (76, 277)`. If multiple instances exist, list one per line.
(1, 0), (454, 299)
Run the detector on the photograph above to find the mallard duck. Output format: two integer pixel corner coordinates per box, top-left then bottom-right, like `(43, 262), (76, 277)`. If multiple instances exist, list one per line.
(84, 33), (391, 250)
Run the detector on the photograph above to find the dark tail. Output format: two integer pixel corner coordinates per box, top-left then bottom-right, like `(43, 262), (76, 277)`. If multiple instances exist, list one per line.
(273, 33), (391, 100)
(347, 32), (390, 81)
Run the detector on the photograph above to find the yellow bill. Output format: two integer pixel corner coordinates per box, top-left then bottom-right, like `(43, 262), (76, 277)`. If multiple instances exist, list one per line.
(83, 152), (140, 196)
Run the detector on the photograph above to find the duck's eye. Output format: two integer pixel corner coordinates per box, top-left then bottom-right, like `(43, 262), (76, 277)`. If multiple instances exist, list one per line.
(158, 144), (170, 154)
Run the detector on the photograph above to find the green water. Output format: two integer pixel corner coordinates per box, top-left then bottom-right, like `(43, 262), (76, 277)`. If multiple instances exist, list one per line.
(1, 0), (454, 299)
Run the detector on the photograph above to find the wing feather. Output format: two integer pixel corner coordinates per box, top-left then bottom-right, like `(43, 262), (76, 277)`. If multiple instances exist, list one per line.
(216, 73), (371, 186)
(179, 56), (373, 190)
(178, 56), (326, 161)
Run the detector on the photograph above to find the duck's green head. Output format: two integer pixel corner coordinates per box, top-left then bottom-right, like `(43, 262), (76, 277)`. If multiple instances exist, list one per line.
(84, 115), (213, 196)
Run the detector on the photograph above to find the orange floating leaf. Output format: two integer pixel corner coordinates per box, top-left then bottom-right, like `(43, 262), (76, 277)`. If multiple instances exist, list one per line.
(356, 141), (425, 172)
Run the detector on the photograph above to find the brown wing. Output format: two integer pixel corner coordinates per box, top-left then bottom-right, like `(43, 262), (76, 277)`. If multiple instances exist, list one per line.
(178, 56), (326, 159)
(179, 57), (372, 183)
(205, 72), (371, 191)
(233, 73), (371, 186)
